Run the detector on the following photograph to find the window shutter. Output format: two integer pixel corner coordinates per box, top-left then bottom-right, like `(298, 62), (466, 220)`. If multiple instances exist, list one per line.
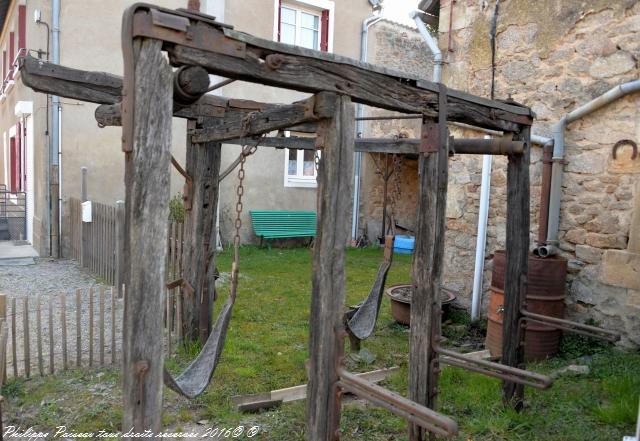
(18, 5), (26, 51)
(10, 135), (17, 192)
(320, 9), (329, 52)
(9, 31), (14, 79)
(277, 0), (282, 41)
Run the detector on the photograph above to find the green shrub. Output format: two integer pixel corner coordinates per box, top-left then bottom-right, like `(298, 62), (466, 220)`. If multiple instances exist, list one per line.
(169, 193), (185, 223)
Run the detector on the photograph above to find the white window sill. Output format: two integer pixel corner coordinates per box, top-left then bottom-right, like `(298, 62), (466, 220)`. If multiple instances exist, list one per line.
(285, 178), (317, 188)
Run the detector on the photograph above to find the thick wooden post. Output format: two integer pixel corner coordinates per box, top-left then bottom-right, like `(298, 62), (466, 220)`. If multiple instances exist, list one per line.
(307, 93), (351, 441)
(501, 126), (531, 409)
(121, 38), (173, 435)
(409, 89), (449, 441)
(180, 118), (222, 344)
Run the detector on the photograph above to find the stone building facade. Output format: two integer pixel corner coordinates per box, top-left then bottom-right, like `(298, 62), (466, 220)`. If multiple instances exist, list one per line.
(447, 0), (639, 345)
(361, 1), (639, 346)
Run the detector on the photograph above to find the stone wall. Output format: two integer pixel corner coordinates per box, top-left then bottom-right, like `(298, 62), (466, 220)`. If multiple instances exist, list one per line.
(438, 0), (640, 346)
(360, 20), (432, 243)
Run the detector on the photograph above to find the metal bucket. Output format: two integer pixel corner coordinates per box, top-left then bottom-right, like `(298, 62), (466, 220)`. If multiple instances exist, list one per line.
(486, 250), (568, 361)
(386, 284), (457, 325)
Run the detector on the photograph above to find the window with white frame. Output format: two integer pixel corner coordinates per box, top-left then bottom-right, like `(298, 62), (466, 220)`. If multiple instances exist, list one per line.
(276, 1), (332, 187)
(280, 6), (320, 49)
(283, 132), (318, 187)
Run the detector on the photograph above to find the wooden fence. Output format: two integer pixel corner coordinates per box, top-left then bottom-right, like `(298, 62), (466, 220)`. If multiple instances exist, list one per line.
(2, 287), (182, 379)
(67, 197), (185, 294)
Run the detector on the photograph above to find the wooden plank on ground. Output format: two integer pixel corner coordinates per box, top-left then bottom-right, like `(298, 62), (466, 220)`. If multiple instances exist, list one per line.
(231, 367), (400, 412)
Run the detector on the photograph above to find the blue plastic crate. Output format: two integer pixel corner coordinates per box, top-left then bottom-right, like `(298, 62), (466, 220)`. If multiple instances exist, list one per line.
(393, 235), (415, 254)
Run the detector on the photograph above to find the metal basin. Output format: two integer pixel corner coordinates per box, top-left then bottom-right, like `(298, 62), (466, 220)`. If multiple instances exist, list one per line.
(386, 284), (457, 325)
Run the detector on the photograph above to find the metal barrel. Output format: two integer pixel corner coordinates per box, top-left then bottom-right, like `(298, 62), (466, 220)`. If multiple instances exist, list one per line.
(486, 250), (568, 361)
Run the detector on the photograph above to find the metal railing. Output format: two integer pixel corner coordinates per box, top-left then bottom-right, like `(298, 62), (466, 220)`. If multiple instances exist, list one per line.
(0, 188), (27, 241)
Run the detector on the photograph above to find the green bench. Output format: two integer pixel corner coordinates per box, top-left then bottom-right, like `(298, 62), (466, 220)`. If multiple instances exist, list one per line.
(250, 210), (317, 246)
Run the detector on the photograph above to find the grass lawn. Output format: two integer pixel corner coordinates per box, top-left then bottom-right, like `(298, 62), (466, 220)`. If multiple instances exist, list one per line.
(4, 246), (639, 440)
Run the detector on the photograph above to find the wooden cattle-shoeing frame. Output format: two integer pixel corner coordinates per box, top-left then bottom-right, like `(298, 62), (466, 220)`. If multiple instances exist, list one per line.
(118, 5), (531, 439)
(18, 4), (533, 440)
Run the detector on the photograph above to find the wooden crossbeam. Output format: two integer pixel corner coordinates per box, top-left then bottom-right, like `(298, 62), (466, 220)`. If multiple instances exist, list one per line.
(120, 4), (535, 132)
(225, 136), (525, 156)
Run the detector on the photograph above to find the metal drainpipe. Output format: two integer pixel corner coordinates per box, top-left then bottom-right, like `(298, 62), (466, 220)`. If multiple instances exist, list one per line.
(351, 13), (381, 242)
(471, 148), (492, 321)
(50, 0), (61, 257)
(410, 10), (442, 82)
(536, 79), (640, 257)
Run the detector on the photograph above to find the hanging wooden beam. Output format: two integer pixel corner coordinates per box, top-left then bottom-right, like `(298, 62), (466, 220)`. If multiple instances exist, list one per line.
(409, 87), (450, 441)
(501, 126), (531, 410)
(121, 38), (173, 435)
(224, 136), (526, 156)
(307, 93), (353, 441)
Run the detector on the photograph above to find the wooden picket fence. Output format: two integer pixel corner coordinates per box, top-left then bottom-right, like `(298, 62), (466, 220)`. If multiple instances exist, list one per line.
(2, 285), (186, 379)
(67, 197), (185, 293)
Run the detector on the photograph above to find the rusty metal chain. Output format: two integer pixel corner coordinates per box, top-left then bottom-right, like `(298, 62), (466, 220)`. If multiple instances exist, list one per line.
(229, 137), (260, 300)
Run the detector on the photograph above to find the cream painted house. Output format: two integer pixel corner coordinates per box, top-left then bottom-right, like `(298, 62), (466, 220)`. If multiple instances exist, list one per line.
(0, 0), (379, 254)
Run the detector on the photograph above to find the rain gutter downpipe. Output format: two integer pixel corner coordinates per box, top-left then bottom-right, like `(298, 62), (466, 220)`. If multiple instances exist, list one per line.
(50, 0), (61, 257)
(351, 13), (381, 242)
(536, 79), (640, 257)
(410, 10), (442, 83)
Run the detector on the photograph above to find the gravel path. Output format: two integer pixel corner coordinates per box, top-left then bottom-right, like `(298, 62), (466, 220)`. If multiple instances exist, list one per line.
(0, 258), (124, 378)
(0, 258), (103, 297)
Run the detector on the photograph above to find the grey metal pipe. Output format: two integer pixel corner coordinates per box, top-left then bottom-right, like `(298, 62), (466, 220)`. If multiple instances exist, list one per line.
(352, 13), (382, 241)
(50, 0), (61, 257)
(410, 10), (442, 83)
(540, 79), (640, 257)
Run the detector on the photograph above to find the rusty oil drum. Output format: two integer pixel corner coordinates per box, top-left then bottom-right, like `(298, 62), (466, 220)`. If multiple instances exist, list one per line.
(486, 250), (568, 361)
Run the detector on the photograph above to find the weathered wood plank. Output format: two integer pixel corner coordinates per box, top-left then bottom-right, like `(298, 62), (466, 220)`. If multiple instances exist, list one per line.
(89, 287), (94, 367)
(48, 296), (54, 374)
(191, 93), (336, 143)
(409, 102), (449, 440)
(501, 126), (531, 410)
(36, 295), (43, 376)
(225, 136), (525, 156)
(99, 287), (105, 366)
(167, 41), (528, 132)
(23, 297), (30, 378)
(181, 117), (222, 343)
(76, 289), (82, 367)
(121, 38), (173, 435)
(11, 297), (16, 377)
(111, 288), (117, 365)
(60, 293), (67, 370)
(307, 94), (354, 441)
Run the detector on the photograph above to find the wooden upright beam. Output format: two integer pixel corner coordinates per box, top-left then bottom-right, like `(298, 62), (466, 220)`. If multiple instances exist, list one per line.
(180, 118), (222, 344)
(409, 91), (449, 440)
(307, 94), (354, 441)
(121, 38), (173, 435)
(501, 126), (531, 409)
